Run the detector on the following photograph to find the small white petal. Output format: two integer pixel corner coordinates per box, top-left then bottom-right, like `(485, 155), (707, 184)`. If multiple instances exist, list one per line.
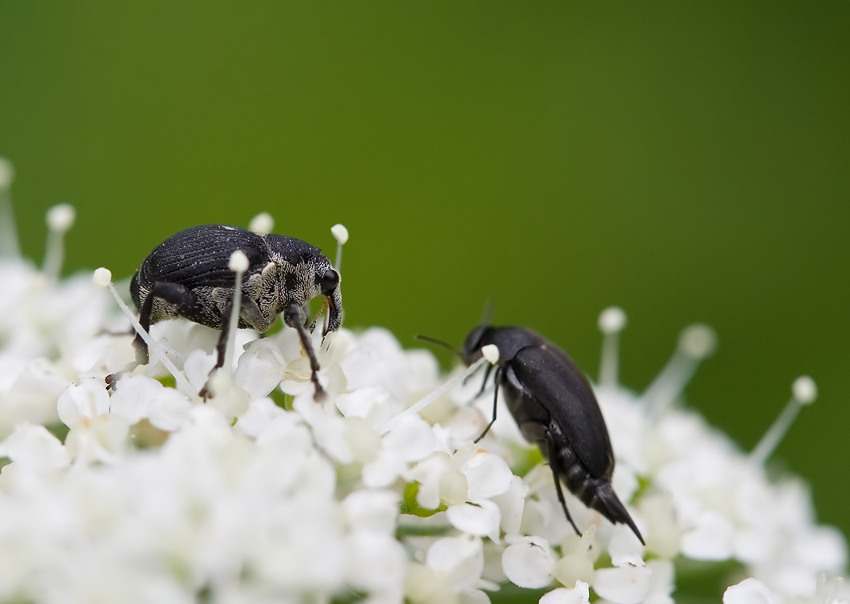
(409, 453), (453, 509)
(681, 511), (735, 560)
(491, 475), (527, 536)
(644, 559), (675, 604)
(723, 578), (779, 604)
(540, 581), (591, 604)
(608, 524), (646, 567)
(343, 490), (399, 535)
(234, 397), (286, 437)
(404, 563), (456, 603)
(637, 494), (680, 559)
(294, 395), (352, 463)
(462, 450), (513, 499)
(554, 552), (596, 592)
(57, 378), (111, 424)
(0, 424), (70, 471)
(183, 349), (217, 393)
(382, 413), (436, 462)
(593, 565), (652, 604)
(234, 339), (290, 399)
(502, 536), (555, 589)
(446, 499), (502, 542)
(344, 532), (407, 600)
(426, 535), (484, 592)
(794, 525), (848, 573)
(109, 375), (192, 431)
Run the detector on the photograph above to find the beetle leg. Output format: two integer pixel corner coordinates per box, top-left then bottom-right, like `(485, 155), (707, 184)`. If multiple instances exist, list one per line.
(240, 297), (266, 332)
(543, 427), (583, 537)
(474, 366), (501, 443)
(284, 303), (326, 401)
(133, 281), (196, 366)
(198, 296), (233, 400)
(213, 297), (235, 370)
(474, 364), (494, 396)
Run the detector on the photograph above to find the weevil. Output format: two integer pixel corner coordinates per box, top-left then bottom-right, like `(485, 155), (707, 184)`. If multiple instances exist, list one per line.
(463, 325), (644, 544)
(113, 224), (342, 399)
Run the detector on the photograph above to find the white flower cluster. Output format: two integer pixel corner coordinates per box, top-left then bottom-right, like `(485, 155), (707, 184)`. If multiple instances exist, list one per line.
(0, 181), (847, 603)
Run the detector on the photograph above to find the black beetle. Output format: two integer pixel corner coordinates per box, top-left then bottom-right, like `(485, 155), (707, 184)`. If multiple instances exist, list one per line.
(463, 325), (644, 544)
(117, 224), (342, 399)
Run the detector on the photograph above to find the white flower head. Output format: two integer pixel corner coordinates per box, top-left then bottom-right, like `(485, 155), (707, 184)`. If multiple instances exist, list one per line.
(0, 201), (846, 604)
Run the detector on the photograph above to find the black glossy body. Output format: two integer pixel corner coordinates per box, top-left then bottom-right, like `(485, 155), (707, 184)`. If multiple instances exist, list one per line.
(127, 224), (342, 397)
(463, 325), (644, 544)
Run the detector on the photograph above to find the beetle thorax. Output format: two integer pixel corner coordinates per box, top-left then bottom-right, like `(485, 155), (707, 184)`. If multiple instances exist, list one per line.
(256, 254), (324, 310)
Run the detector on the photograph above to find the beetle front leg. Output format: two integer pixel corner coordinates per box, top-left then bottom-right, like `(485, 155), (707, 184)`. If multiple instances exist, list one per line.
(474, 366), (501, 443)
(198, 296), (232, 400)
(284, 303), (326, 401)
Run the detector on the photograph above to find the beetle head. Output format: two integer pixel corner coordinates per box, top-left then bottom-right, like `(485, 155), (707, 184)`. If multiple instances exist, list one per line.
(461, 324), (492, 366)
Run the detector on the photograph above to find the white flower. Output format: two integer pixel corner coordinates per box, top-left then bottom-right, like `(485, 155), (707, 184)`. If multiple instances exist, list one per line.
(0, 190), (846, 603)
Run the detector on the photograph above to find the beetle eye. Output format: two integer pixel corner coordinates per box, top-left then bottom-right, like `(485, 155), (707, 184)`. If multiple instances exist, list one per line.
(320, 268), (339, 295)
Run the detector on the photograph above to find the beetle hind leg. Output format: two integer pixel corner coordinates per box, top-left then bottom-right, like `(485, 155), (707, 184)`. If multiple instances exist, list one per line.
(545, 433), (583, 537)
(108, 281), (200, 392)
(133, 281), (200, 365)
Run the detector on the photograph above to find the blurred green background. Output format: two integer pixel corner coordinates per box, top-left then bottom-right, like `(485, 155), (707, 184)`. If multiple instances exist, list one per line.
(2, 0), (848, 580)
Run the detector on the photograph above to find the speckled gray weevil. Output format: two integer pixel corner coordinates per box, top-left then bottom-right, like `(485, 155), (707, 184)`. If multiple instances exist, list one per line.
(114, 224), (342, 399)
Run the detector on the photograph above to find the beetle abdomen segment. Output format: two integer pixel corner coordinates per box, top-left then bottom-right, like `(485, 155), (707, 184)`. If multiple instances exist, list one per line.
(550, 428), (644, 544)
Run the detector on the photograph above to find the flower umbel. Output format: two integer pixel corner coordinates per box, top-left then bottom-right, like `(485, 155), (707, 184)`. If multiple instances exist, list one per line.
(0, 162), (847, 603)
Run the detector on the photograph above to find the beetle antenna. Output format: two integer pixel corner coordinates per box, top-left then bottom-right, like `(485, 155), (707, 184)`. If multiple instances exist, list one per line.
(414, 334), (461, 358)
(480, 301), (494, 325)
(331, 223), (348, 272)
